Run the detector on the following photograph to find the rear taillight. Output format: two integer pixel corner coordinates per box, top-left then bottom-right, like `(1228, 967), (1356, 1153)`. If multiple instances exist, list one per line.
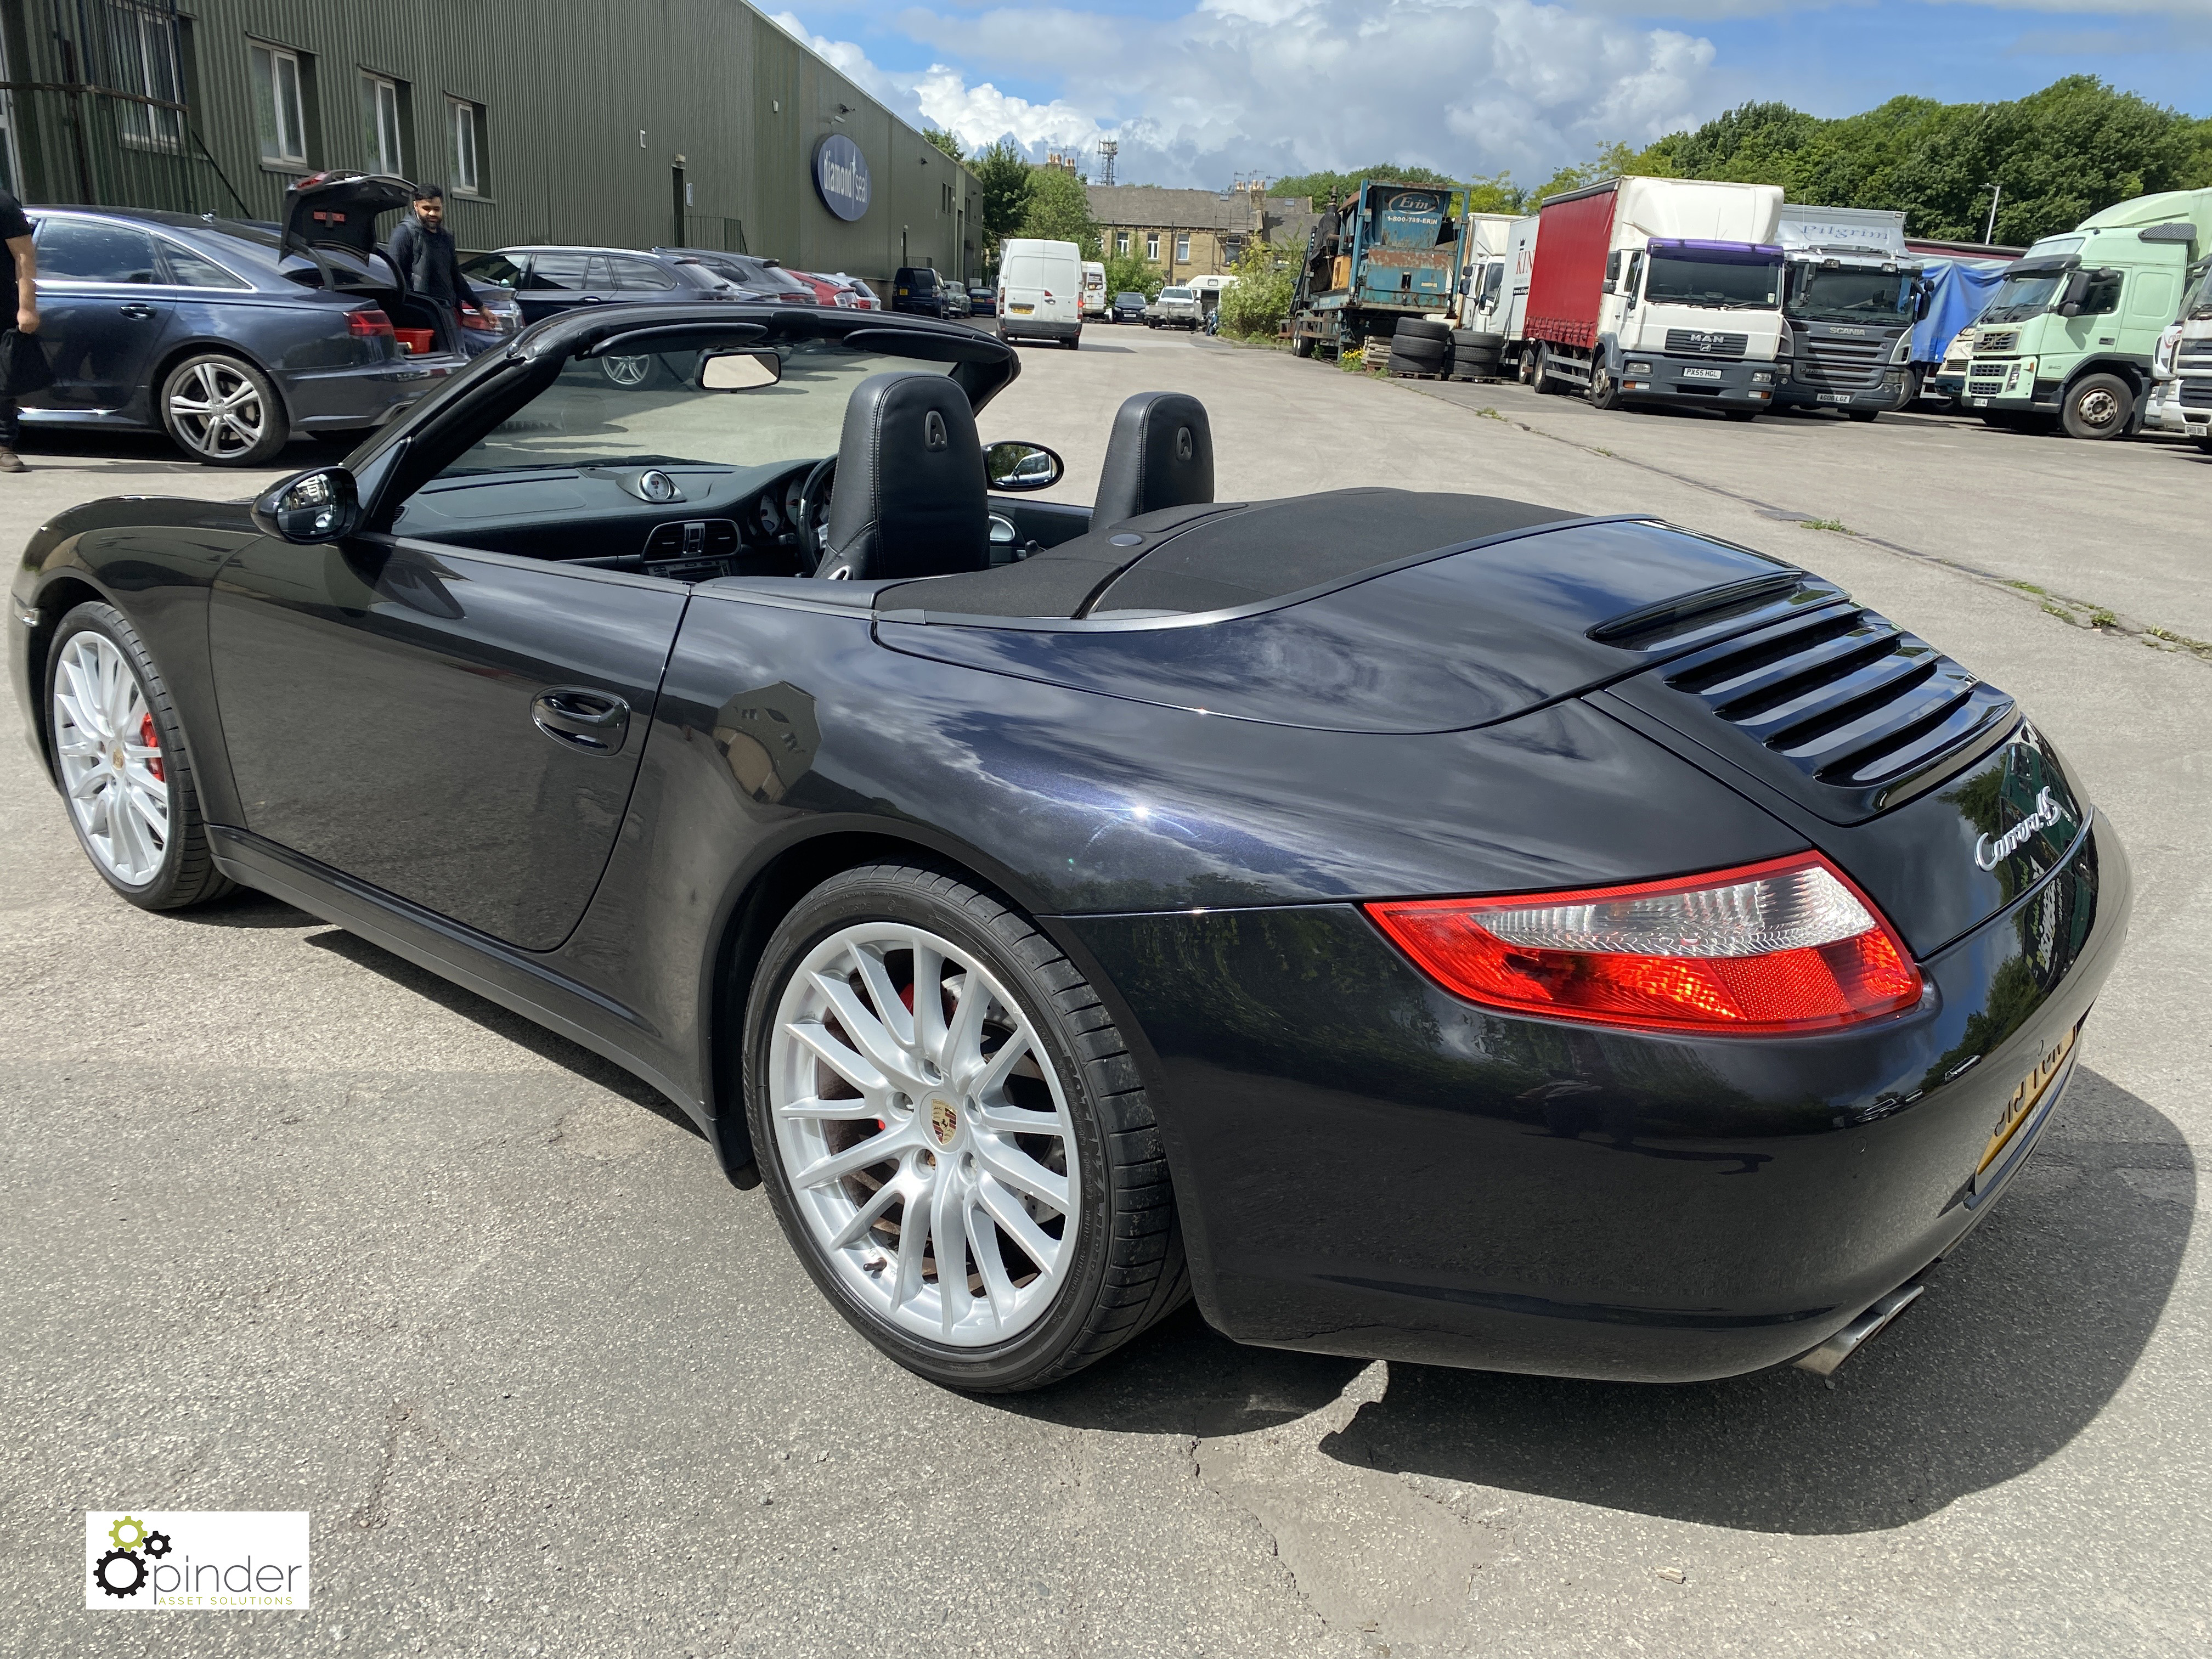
(348, 307), (396, 341)
(1364, 854), (1922, 1035)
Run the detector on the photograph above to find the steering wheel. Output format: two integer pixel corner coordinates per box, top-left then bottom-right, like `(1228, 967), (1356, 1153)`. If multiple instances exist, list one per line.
(795, 456), (837, 575)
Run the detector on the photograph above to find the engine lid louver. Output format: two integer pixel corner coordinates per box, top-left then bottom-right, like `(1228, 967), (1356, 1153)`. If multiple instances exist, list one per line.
(1603, 595), (2019, 823)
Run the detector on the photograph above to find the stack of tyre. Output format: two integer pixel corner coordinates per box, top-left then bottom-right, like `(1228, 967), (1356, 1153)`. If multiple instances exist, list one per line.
(1387, 317), (1450, 377)
(1448, 330), (1503, 382)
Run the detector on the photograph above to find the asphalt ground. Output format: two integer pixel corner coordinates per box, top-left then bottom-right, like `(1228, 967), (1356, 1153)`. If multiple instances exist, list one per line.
(3, 328), (2207, 1657)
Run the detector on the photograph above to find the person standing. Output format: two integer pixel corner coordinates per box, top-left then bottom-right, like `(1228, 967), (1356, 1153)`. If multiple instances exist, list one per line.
(0, 185), (39, 472)
(387, 184), (495, 358)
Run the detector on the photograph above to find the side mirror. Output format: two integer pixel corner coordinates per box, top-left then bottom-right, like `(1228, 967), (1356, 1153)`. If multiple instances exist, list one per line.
(252, 466), (360, 543)
(985, 441), (1064, 493)
(699, 348), (782, 390)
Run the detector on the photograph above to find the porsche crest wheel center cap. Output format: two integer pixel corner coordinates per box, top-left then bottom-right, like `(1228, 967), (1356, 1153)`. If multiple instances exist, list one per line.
(928, 1097), (960, 1146)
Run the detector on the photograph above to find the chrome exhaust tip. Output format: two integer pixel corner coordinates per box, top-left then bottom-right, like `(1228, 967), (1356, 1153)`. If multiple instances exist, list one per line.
(1793, 1282), (1927, 1376)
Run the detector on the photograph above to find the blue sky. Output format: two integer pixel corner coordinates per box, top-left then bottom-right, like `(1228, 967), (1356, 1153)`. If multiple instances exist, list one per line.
(770, 1), (2212, 189)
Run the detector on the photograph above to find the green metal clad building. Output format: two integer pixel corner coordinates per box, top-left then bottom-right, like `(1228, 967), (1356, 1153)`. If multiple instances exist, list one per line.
(0, 0), (979, 286)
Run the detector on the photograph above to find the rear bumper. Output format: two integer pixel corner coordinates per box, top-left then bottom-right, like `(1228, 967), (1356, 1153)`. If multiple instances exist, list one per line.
(1064, 812), (2129, 1382)
(273, 354), (464, 433)
(1003, 317), (1080, 341)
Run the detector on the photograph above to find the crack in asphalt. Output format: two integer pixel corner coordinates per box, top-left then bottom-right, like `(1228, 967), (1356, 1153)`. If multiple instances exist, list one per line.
(1394, 378), (2212, 667)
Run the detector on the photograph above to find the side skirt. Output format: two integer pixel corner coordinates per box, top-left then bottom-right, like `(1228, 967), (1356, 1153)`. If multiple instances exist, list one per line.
(208, 825), (714, 1142)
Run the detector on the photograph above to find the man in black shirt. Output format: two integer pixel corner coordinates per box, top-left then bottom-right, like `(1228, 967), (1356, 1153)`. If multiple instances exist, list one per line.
(0, 186), (38, 472)
(387, 184), (495, 357)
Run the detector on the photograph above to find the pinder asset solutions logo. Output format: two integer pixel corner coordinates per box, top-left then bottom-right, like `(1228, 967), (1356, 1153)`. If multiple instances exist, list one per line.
(86, 1511), (310, 1610)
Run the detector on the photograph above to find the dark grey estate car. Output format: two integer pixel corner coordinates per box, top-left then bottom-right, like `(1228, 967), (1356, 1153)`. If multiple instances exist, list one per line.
(21, 173), (516, 466)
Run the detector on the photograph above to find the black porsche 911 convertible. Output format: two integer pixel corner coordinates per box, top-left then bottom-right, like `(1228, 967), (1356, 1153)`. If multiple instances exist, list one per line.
(11, 302), (2126, 1393)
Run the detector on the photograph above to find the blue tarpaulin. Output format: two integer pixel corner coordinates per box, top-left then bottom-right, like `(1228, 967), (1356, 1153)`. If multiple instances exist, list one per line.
(1911, 258), (2009, 365)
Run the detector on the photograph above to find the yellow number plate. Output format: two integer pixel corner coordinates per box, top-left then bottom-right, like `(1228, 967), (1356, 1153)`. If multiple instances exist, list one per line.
(1976, 1023), (2079, 1188)
(1009, 303), (1035, 314)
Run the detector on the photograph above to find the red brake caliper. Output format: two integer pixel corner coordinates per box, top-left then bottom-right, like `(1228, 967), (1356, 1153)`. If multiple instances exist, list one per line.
(139, 713), (165, 782)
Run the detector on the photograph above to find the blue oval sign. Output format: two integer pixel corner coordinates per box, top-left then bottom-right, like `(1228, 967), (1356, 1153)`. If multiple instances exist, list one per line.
(813, 134), (871, 222)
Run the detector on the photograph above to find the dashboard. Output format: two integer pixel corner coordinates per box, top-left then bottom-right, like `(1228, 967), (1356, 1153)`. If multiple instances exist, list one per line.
(392, 460), (828, 578)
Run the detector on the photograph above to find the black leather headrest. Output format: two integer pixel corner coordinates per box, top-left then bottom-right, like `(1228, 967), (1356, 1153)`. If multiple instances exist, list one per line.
(819, 372), (988, 580)
(1093, 392), (1214, 529)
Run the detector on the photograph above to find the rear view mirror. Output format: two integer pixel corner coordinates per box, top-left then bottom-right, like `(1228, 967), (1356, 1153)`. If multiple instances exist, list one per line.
(252, 466), (360, 543)
(699, 349), (782, 390)
(985, 441), (1063, 492)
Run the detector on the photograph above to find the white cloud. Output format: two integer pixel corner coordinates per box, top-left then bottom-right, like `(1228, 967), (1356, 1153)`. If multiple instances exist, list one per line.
(776, 0), (1724, 187)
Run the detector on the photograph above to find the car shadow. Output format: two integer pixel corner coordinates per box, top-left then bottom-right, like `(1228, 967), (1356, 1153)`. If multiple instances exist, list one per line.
(300, 925), (705, 1138)
(995, 1066), (2189, 1535)
(167, 888), (324, 928)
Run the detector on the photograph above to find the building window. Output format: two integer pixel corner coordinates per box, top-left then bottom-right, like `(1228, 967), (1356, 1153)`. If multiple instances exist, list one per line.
(448, 97), (483, 194)
(116, 2), (184, 151)
(1175, 233), (1190, 263)
(249, 42), (309, 166)
(360, 73), (404, 174)
(941, 182), (954, 215)
(1115, 231), (1130, 255)
(1144, 232), (1159, 261)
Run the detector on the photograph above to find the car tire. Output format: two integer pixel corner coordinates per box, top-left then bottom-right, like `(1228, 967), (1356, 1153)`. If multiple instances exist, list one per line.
(1452, 330), (1504, 354)
(1395, 317), (1451, 345)
(1846, 410), (1879, 424)
(157, 352), (290, 467)
(1530, 342), (1560, 394)
(42, 601), (235, 911)
(746, 862), (1189, 1392)
(2059, 373), (2132, 441)
(1291, 333), (1314, 359)
(1723, 409), (1759, 422)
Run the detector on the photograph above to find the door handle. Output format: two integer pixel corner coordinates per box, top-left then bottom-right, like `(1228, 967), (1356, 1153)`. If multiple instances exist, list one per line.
(580, 295), (607, 303)
(531, 687), (629, 754)
(119, 303), (159, 320)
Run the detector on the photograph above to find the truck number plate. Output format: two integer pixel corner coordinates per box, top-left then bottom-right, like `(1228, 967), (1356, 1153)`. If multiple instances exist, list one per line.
(1818, 392), (1852, 402)
(1682, 368), (1723, 380)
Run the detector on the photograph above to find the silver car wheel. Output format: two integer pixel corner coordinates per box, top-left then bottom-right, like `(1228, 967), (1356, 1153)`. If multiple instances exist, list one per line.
(768, 922), (1080, 1348)
(602, 354), (652, 388)
(50, 632), (170, 886)
(165, 358), (269, 460)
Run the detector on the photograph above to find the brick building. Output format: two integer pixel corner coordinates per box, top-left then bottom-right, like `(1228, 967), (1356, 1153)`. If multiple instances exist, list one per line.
(1086, 183), (1317, 277)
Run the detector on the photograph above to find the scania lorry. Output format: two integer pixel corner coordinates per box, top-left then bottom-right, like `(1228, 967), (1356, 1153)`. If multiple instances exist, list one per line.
(1522, 177), (1786, 418)
(2144, 244), (2212, 450)
(1289, 180), (1467, 358)
(1774, 205), (1924, 420)
(1961, 187), (2212, 439)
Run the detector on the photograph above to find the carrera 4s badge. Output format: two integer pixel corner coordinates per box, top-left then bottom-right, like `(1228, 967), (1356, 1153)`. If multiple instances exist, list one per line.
(1975, 786), (2064, 870)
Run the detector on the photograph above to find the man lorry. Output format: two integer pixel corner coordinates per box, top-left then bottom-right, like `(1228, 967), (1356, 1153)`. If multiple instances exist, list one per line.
(1774, 205), (1925, 420)
(1289, 180), (1466, 358)
(1522, 177), (1786, 419)
(1961, 187), (2212, 439)
(2144, 242), (2212, 451)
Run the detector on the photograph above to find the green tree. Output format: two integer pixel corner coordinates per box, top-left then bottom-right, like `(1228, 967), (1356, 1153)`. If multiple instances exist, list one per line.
(1216, 237), (1295, 338)
(1102, 250), (1165, 301)
(972, 139), (1032, 272)
(1275, 162), (1462, 212)
(922, 126), (965, 165)
(1016, 163), (1102, 256)
(1527, 140), (1665, 205)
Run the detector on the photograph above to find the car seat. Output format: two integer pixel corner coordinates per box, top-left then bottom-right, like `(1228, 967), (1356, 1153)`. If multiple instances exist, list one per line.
(816, 371), (990, 580)
(1093, 392), (1214, 530)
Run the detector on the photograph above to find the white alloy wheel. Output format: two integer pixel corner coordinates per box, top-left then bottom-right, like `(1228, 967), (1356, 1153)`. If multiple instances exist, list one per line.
(768, 922), (1080, 1347)
(165, 357), (270, 461)
(50, 631), (170, 885)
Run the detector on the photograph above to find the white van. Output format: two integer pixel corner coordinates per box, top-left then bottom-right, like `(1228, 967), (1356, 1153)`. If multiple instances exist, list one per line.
(997, 238), (1083, 349)
(1080, 260), (1108, 318)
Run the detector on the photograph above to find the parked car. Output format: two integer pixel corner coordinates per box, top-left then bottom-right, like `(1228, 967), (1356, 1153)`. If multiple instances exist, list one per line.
(941, 283), (972, 320)
(890, 267), (955, 318)
(1110, 290), (1148, 324)
(18, 173), (500, 467)
(968, 286), (997, 317)
(653, 250), (822, 307)
(823, 274), (879, 310)
(1149, 286), (1201, 329)
(781, 269), (862, 307)
(15, 301), (2126, 1400)
(469, 244), (753, 325)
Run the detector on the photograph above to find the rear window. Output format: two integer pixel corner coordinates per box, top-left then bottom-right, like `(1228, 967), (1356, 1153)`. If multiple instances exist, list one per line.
(1160, 287), (1193, 300)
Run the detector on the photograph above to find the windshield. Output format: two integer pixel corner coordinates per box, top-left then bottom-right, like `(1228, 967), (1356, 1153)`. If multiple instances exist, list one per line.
(1161, 287), (1193, 300)
(435, 339), (955, 480)
(1788, 264), (1913, 323)
(1980, 272), (2066, 325)
(1644, 251), (1781, 309)
(462, 252), (523, 289)
(2185, 257), (2212, 320)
